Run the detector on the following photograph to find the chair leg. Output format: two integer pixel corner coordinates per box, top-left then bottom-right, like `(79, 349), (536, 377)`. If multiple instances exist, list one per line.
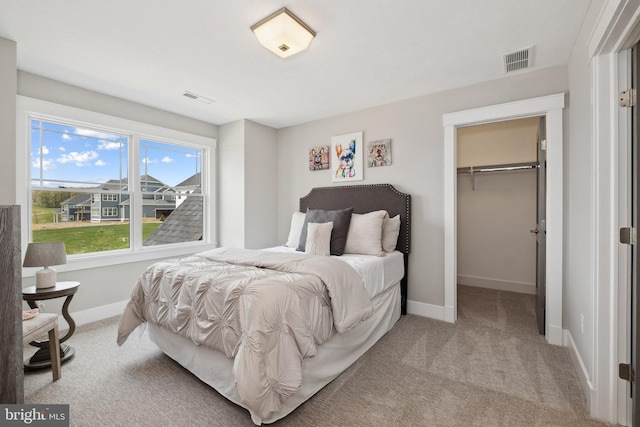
(48, 327), (61, 381)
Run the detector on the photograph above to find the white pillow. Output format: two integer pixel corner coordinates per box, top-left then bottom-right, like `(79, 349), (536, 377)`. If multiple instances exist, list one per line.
(344, 210), (387, 256)
(382, 214), (401, 252)
(305, 222), (333, 256)
(285, 211), (306, 247)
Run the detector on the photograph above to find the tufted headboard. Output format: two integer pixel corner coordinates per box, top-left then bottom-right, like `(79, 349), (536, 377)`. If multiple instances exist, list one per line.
(299, 184), (411, 314)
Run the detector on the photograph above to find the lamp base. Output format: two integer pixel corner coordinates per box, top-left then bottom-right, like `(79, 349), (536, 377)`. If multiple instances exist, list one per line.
(35, 267), (56, 289)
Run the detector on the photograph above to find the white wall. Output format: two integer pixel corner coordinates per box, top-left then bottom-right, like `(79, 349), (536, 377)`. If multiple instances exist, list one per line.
(276, 66), (569, 308)
(457, 169), (537, 294)
(565, 0), (600, 398)
(218, 120), (246, 248)
(218, 119), (278, 249)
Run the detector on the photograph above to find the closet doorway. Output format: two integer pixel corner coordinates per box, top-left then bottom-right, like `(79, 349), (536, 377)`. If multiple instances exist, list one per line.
(442, 93), (565, 345)
(456, 117), (545, 334)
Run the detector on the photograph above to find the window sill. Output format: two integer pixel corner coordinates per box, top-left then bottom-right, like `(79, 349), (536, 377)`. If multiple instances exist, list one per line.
(22, 242), (218, 277)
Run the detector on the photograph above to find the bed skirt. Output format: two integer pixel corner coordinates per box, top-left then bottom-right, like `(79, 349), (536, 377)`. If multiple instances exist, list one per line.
(147, 282), (401, 425)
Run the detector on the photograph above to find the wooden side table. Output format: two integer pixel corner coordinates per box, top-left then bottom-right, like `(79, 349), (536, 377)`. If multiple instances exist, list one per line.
(22, 281), (80, 370)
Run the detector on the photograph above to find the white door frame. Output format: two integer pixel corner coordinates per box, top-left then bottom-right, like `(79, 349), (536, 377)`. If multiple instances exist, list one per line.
(442, 93), (565, 346)
(588, 0), (640, 424)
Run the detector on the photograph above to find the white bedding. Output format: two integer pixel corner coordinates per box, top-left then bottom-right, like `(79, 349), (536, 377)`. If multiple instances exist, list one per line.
(121, 247), (404, 424)
(264, 246), (405, 298)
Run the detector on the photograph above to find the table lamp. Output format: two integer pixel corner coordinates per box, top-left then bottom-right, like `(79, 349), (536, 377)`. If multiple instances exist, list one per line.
(23, 242), (67, 289)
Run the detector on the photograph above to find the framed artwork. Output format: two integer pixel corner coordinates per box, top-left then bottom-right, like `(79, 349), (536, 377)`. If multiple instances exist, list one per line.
(308, 145), (329, 171)
(331, 131), (363, 182)
(367, 139), (392, 167)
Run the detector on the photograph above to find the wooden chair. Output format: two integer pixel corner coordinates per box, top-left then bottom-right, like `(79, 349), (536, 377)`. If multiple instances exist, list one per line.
(22, 313), (61, 381)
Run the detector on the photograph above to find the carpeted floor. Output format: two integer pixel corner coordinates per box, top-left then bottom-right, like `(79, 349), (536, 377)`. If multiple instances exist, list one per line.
(24, 285), (612, 426)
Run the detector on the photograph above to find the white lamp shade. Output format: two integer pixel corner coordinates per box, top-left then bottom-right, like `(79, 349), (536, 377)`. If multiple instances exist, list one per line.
(251, 8), (316, 59)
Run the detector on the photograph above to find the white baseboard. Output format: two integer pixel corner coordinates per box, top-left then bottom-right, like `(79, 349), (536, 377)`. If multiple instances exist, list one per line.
(407, 299), (448, 321)
(63, 300), (128, 329)
(563, 328), (594, 410)
(458, 275), (536, 295)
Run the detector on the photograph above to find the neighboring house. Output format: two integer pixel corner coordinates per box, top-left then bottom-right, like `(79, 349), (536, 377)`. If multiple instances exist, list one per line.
(59, 174), (177, 222)
(60, 193), (92, 222)
(174, 172), (201, 208)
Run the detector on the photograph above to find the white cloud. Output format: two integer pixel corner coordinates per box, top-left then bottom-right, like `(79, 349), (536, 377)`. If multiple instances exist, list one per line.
(32, 159), (55, 171)
(58, 146), (66, 152)
(62, 133), (72, 140)
(161, 156), (173, 164)
(40, 146), (49, 155)
(95, 160), (107, 167)
(142, 157), (157, 164)
(57, 151), (99, 167)
(97, 141), (123, 151)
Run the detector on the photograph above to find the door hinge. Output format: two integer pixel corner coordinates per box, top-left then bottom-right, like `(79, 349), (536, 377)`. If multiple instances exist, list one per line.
(540, 139), (547, 151)
(619, 89), (637, 108)
(620, 227), (637, 245)
(619, 363), (635, 382)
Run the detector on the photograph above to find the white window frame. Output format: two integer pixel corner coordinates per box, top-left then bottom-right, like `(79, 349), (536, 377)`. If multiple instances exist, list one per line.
(17, 96), (217, 275)
(102, 207), (118, 217)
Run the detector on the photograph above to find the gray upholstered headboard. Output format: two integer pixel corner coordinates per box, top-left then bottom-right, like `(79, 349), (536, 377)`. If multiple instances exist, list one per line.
(299, 184), (411, 314)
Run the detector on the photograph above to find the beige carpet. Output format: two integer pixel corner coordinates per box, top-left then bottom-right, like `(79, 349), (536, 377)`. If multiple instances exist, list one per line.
(24, 285), (612, 426)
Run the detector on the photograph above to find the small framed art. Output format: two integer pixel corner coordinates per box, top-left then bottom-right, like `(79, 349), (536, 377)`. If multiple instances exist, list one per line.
(367, 139), (392, 167)
(331, 131), (363, 182)
(308, 145), (329, 171)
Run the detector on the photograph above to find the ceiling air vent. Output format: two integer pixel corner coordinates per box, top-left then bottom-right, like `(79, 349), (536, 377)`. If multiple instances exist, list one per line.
(503, 47), (533, 73)
(182, 91), (215, 104)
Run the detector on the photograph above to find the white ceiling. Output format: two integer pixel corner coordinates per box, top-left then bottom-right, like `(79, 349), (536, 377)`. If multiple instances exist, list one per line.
(0, 1), (591, 129)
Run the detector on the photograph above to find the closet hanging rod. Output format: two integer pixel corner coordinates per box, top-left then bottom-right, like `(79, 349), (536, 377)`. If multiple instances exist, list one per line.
(456, 161), (537, 174)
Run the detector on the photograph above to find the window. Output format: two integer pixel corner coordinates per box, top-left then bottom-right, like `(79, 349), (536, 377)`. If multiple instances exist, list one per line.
(102, 207), (118, 217)
(18, 97), (216, 265)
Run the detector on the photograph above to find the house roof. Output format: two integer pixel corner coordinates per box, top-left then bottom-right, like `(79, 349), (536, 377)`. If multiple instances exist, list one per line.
(61, 193), (91, 206)
(176, 172), (201, 188)
(0, 1), (592, 129)
(143, 196), (203, 246)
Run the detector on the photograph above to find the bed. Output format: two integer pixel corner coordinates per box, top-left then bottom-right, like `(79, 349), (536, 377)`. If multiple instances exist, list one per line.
(117, 183), (411, 424)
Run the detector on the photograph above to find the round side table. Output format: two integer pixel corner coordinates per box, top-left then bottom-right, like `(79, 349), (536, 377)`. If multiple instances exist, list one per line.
(22, 281), (80, 370)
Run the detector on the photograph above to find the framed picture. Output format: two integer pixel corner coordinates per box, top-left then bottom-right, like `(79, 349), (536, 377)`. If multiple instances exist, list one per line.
(308, 145), (329, 171)
(331, 131), (363, 182)
(367, 139), (392, 167)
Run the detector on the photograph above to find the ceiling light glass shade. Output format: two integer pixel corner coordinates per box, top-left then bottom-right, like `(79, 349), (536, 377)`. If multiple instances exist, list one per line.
(251, 8), (316, 59)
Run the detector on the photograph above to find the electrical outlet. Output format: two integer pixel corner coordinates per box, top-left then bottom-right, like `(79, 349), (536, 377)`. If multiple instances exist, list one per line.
(580, 313), (584, 334)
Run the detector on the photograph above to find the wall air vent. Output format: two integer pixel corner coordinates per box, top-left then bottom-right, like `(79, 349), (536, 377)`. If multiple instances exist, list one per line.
(503, 46), (534, 73)
(182, 91), (215, 104)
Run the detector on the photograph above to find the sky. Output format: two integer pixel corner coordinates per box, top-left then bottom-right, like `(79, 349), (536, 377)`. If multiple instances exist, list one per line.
(30, 119), (202, 189)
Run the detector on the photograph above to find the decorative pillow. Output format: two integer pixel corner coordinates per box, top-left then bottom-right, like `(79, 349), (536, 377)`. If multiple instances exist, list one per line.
(382, 214), (401, 252)
(344, 210), (387, 256)
(297, 207), (353, 255)
(285, 211), (306, 247)
(305, 222), (333, 256)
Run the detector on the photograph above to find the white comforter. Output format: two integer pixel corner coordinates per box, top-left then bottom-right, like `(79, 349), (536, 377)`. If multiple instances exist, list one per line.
(117, 247), (373, 421)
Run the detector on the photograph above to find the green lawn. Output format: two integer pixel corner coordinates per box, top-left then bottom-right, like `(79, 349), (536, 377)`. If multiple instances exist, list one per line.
(32, 206), (60, 225)
(32, 223), (161, 254)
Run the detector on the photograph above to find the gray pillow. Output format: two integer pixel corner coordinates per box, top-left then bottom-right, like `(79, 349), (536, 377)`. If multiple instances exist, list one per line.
(297, 207), (353, 255)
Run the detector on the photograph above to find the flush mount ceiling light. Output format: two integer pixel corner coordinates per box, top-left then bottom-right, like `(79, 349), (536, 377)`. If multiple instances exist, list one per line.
(250, 7), (316, 59)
